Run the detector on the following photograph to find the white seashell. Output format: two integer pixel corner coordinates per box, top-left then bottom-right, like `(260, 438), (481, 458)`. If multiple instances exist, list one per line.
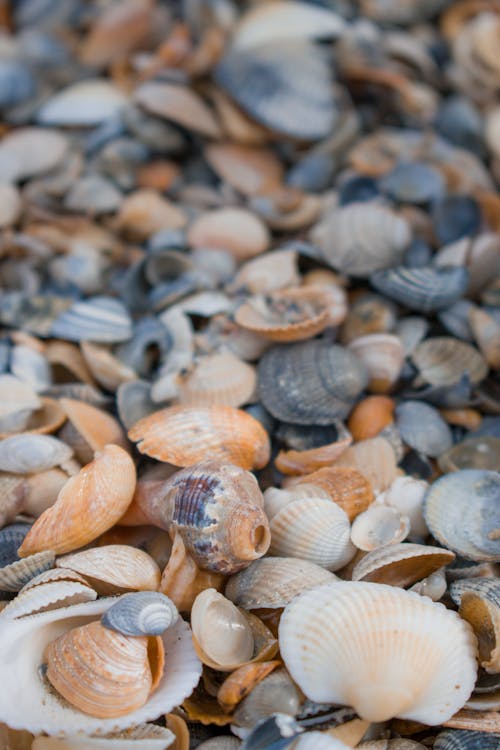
(0, 128), (69, 181)
(410, 568), (447, 601)
(191, 589), (254, 670)
(0, 435), (73, 474)
(279, 581), (477, 724)
(348, 334), (404, 394)
(350, 505), (410, 551)
(263, 483), (331, 521)
(269, 497), (355, 571)
(351, 543), (454, 588)
(377, 476), (428, 542)
(0, 599), (202, 735)
(38, 80), (127, 127)
(292, 733), (351, 749)
(0, 374), (40, 419)
(31, 724), (175, 749)
(1, 580), (97, 619)
(10, 346), (52, 393)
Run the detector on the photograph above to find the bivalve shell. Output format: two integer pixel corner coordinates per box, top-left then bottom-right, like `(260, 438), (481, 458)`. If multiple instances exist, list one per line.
(32, 724), (175, 749)
(1, 579), (97, 619)
(347, 396), (395, 442)
(434, 729), (500, 749)
(396, 401), (453, 458)
(350, 505), (410, 551)
(176, 353), (256, 409)
(352, 542), (455, 587)
(292, 467), (374, 521)
(458, 579), (500, 674)
(0, 550), (55, 592)
(348, 334), (404, 394)
(191, 589), (254, 671)
(59, 398), (129, 465)
(371, 266), (469, 313)
(412, 337), (488, 387)
(56, 546), (161, 595)
(0, 435), (73, 474)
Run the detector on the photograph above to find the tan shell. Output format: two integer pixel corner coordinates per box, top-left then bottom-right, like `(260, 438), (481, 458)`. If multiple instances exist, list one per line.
(229, 250), (300, 295)
(347, 396), (395, 441)
(128, 405), (270, 470)
(79, 0), (156, 67)
(56, 545), (161, 595)
(117, 191), (187, 240)
(45, 341), (95, 385)
(291, 467), (374, 521)
(340, 294), (397, 346)
(459, 581), (500, 674)
(187, 208), (270, 261)
(275, 424), (352, 475)
(135, 82), (222, 139)
(165, 713), (189, 750)
(18, 445), (136, 557)
(204, 143), (283, 197)
(59, 399), (129, 464)
(1, 579), (97, 619)
(333, 437), (398, 494)
(0, 473), (29, 528)
(217, 660), (280, 713)
(23, 469), (69, 518)
(351, 542), (455, 587)
(176, 353), (256, 408)
(348, 334), (404, 394)
(411, 337), (488, 387)
(80, 341), (137, 392)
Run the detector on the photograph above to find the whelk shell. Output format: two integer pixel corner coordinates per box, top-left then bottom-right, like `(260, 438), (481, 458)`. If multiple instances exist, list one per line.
(351, 542), (455, 587)
(279, 581), (477, 723)
(176, 353), (256, 409)
(101, 592), (178, 637)
(0, 435), (73, 475)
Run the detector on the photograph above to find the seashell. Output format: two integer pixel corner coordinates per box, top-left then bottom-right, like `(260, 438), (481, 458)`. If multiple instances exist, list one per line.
(165, 713), (189, 750)
(358, 742), (426, 750)
(0, 128), (69, 181)
(438, 437), (500, 473)
(233, 669), (301, 729)
(0, 523), (55, 589)
(0, 398), (67, 440)
(56, 546), (161, 595)
(143, 251), (199, 312)
(117, 316), (173, 374)
(458, 579), (500, 673)
(340, 294), (397, 346)
(64, 175), (123, 215)
(292, 467), (374, 521)
(22, 568), (92, 591)
(1, 579), (97, 619)
(440, 408), (483, 431)
(117, 191), (187, 241)
(51, 297), (133, 344)
(350, 505), (410, 551)
(347, 396), (395, 442)
(128, 406), (270, 471)
(18, 445), (136, 557)
(135, 82), (221, 139)
(371, 266), (469, 313)
(333, 437), (398, 494)
(434, 234), (500, 298)
(38, 80), (127, 127)
(396, 401), (453, 458)
(293, 734), (352, 750)
(32, 723), (175, 749)
(117, 380), (157, 431)
(10, 345), (51, 393)
(279, 581), (477, 723)
(380, 161), (445, 204)
(22, 468), (69, 519)
(196, 740), (241, 750)
(0, 374), (40, 431)
(348, 334), (404, 394)
(177, 353), (256, 409)
(217, 660), (280, 713)
(229, 250), (300, 295)
(434, 730), (500, 749)
(58, 398), (129, 465)
(409, 567), (448, 601)
(225, 557), (336, 610)
(45, 342), (95, 386)
(274, 422), (352, 476)
(204, 143), (283, 197)
(215, 41), (337, 141)
(257, 341), (369, 425)
(0, 598), (201, 733)
(469, 307), (500, 370)
(396, 317), (429, 357)
(352, 542), (455, 587)
(423, 470), (500, 562)
(187, 208), (270, 262)
(101, 592), (178, 637)
(412, 337), (489, 387)
(269, 497), (355, 571)
(438, 300), (475, 343)
(377, 475), (429, 541)
(0, 435), (73, 474)
(311, 203), (410, 278)
(249, 188), (322, 232)
(79, 0), (156, 67)
(80, 342), (136, 393)
(0, 473), (29, 528)
(235, 288), (330, 343)
(432, 195), (481, 246)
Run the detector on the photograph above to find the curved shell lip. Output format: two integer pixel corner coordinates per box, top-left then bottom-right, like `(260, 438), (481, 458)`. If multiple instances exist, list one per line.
(0, 598), (202, 736)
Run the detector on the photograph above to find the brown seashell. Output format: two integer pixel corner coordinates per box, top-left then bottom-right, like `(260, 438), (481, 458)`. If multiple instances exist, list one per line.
(333, 437), (398, 494)
(274, 424), (352, 476)
(18, 445), (136, 557)
(211, 88), (271, 146)
(234, 288), (331, 343)
(183, 682), (234, 727)
(439, 408), (483, 431)
(59, 398), (129, 464)
(45, 620), (153, 718)
(176, 353), (256, 409)
(351, 542), (455, 587)
(217, 660), (281, 713)
(348, 396), (395, 442)
(128, 405), (270, 470)
(204, 143), (283, 197)
(292, 466), (374, 521)
(80, 0), (155, 68)
(80, 341), (137, 393)
(187, 208), (270, 261)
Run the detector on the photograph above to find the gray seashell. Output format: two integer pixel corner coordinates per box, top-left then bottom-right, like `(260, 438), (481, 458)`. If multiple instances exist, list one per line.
(50, 296), (132, 343)
(449, 578), (500, 607)
(122, 104), (187, 154)
(0, 60), (36, 109)
(215, 41), (337, 141)
(95, 136), (150, 191)
(0, 523), (31, 567)
(0, 374), (40, 419)
(380, 162), (445, 204)
(0, 549), (55, 592)
(64, 174), (123, 215)
(412, 337), (488, 387)
(423, 470), (500, 562)
(371, 266), (469, 313)
(101, 591), (178, 636)
(238, 714), (302, 750)
(43, 383), (111, 408)
(437, 300), (475, 342)
(396, 401), (453, 458)
(233, 669), (301, 729)
(395, 317), (429, 357)
(37, 79), (127, 127)
(258, 341), (369, 425)
(0, 293), (73, 337)
(116, 317), (172, 377)
(0, 434), (73, 474)
(117, 380), (157, 430)
(434, 730), (500, 749)
(10, 345), (52, 393)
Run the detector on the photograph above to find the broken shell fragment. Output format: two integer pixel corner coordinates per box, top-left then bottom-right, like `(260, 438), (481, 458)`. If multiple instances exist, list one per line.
(350, 505), (410, 551)
(58, 398), (129, 465)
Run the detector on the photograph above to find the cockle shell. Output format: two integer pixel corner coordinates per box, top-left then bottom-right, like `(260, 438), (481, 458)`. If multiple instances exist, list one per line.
(351, 543), (455, 587)
(56, 546), (161, 594)
(0, 435), (73, 474)
(18, 445), (136, 557)
(32, 724), (175, 749)
(348, 334), (404, 394)
(50, 297), (132, 344)
(0, 550), (55, 592)
(434, 729), (500, 749)
(229, 250), (300, 295)
(333, 437), (398, 494)
(128, 406), (270, 471)
(58, 398), (129, 465)
(411, 337), (488, 387)
(292, 467), (374, 521)
(176, 353), (256, 409)
(279, 581), (477, 723)
(101, 592), (178, 637)
(1, 579), (97, 619)
(371, 267), (469, 313)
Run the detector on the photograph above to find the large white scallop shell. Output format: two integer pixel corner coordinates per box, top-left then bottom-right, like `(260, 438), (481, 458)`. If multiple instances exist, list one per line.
(279, 581), (477, 724)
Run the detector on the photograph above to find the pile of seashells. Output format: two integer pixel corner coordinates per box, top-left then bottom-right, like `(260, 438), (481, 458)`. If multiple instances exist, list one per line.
(0, 0), (499, 748)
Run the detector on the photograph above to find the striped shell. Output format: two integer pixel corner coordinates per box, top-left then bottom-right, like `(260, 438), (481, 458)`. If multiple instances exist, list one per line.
(351, 542), (455, 586)
(371, 266), (469, 313)
(56, 546), (161, 595)
(412, 337), (488, 386)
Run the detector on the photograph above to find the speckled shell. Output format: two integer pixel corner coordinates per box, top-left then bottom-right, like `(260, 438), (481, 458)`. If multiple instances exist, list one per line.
(412, 337), (488, 386)
(128, 405), (270, 470)
(257, 341), (369, 425)
(279, 581), (477, 723)
(292, 467), (374, 521)
(352, 542), (455, 586)
(371, 266), (469, 313)
(396, 401), (453, 458)
(59, 398), (129, 465)
(56, 545), (161, 594)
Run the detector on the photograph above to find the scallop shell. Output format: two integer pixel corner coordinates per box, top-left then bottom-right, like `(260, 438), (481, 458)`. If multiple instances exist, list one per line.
(0, 435), (73, 474)
(311, 203), (410, 278)
(50, 297), (132, 344)
(352, 543), (455, 587)
(56, 546), (161, 595)
(434, 729), (500, 749)
(350, 505), (410, 551)
(101, 592), (178, 637)
(0, 550), (56, 592)
(229, 250), (300, 295)
(333, 437), (398, 494)
(292, 467), (374, 521)
(371, 266), (469, 313)
(423, 470), (500, 562)
(1, 579), (97, 619)
(348, 334), (404, 394)
(411, 337), (488, 387)
(58, 398), (129, 465)
(257, 341), (369, 425)
(225, 557), (337, 610)
(347, 396), (395, 442)
(18, 445), (136, 557)
(176, 353), (256, 409)
(32, 724), (174, 749)
(279, 581), (477, 723)
(0, 598), (201, 734)
(396, 401), (453, 458)
(128, 406), (270, 471)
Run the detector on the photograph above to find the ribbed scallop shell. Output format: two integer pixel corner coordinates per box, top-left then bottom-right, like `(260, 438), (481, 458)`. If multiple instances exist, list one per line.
(348, 334), (404, 394)
(434, 729), (500, 749)
(101, 592), (178, 637)
(1, 579), (97, 619)
(423, 470), (500, 561)
(0, 435), (73, 474)
(412, 337), (488, 386)
(59, 399), (129, 465)
(449, 578), (500, 607)
(292, 467), (374, 521)
(176, 353), (256, 409)
(371, 266), (469, 313)
(0, 550), (55, 592)
(269, 498), (355, 571)
(56, 546), (161, 594)
(279, 581), (477, 723)
(311, 203), (410, 278)
(128, 406), (270, 470)
(396, 401), (453, 458)
(0, 599), (201, 734)
(352, 543), (455, 586)
(458, 579), (500, 673)
(18, 445), (136, 557)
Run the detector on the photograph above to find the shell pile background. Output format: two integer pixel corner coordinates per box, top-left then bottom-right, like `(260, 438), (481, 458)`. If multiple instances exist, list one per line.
(0, 0), (499, 748)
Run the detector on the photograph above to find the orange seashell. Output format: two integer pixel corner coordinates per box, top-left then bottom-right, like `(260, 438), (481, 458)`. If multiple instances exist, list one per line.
(217, 660), (281, 713)
(275, 424), (352, 476)
(18, 445), (136, 557)
(348, 395), (395, 441)
(165, 712), (190, 750)
(292, 466), (374, 521)
(137, 160), (181, 192)
(148, 635), (165, 694)
(334, 437), (398, 494)
(439, 407), (483, 431)
(183, 682), (234, 727)
(128, 405), (270, 470)
(187, 207), (270, 261)
(59, 398), (130, 464)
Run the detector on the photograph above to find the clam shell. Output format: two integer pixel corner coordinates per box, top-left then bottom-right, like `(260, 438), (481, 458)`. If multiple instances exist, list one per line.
(233, 669), (301, 729)
(101, 592), (178, 637)
(229, 250), (300, 295)
(135, 82), (221, 139)
(22, 468), (69, 519)
(1, 579), (97, 619)
(396, 317), (429, 357)
(0, 435), (73, 474)
(423, 470), (500, 561)
(191, 589), (254, 671)
(18, 445), (136, 557)
(187, 208), (270, 262)
(292, 467), (374, 521)
(32, 724), (174, 749)
(350, 505), (410, 552)
(0, 550), (55, 592)
(10, 345), (51, 393)
(279, 581), (477, 723)
(0, 599), (201, 734)
(38, 80), (127, 127)
(348, 334), (404, 394)
(257, 341), (369, 425)
(411, 337), (488, 386)
(352, 542), (455, 587)
(128, 406), (270, 470)
(80, 342), (136, 392)
(459, 580), (500, 674)
(176, 353), (256, 409)
(51, 297), (132, 344)
(117, 380), (157, 431)
(371, 266), (469, 313)
(59, 398), (129, 464)
(225, 557), (337, 610)
(0, 128), (68, 181)
(434, 729), (500, 749)
(396, 401), (453, 458)
(0, 398), (67, 439)
(347, 396), (395, 442)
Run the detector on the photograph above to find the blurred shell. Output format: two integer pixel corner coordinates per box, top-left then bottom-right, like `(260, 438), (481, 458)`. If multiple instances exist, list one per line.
(412, 337), (488, 386)
(434, 730), (500, 749)
(117, 191), (187, 240)
(258, 341), (369, 425)
(128, 405), (270, 470)
(0, 128), (68, 181)
(32, 724), (174, 749)
(80, 342), (137, 392)
(0, 375), (40, 425)
(340, 294), (397, 346)
(396, 401), (453, 458)
(191, 589), (254, 670)
(135, 82), (221, 139)
(293, 734), (351, 750)
(434, 234), (500, 297)
(101, 592), (178, 637)
(396, 317), (429, 357)
(347, 396), (395, 442)
(0, 473), (28, 528)
(438, 437), (500, 473)
(38, 80), (127, 127)
(352, 542), (455, 587)
(45, 342), (95, 386)
(1, 579), (97, 619)
(56, 545), (161, 595)
(458, 579), (500, 673)
(22, 468), (69, 519)
(187, 208), (270, 261)
(274, 423), (352, 475)
(311, 203), (410, 278)
(10, 345), (51, 393)
(18, 445), (136, 557)
(371, 267), (469, 313)
(279, 581), (477, 723)
(0, 435), (73, 474)
(469, 307), (500, 370)
(292, 467), (374, 521)
(0, 550), (55, 592)
(423, 470), (500, 562)
(232, 669), (301, 729)
(59, 398), (129, 464)
(51, 297), (133, 344)
(177, 353), (256, 409)
(377, 475), (428, 541)
(229, 250), (300, 295)
(0, 398), (67, 439)
(351, 505), (410, 551)
(225, 556), (336, 609)
(0, 599), (201, 734)
(117, 380), (157, 431)
(217, 660), (280, 713)
(333, 437), (398, 494)
(204, 143), (283, 197)
(357, 743), (426, 749)
(348, 334), (404, 394)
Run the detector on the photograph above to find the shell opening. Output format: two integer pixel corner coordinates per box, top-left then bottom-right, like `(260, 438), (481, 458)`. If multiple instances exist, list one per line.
(252, 524), (271, 556)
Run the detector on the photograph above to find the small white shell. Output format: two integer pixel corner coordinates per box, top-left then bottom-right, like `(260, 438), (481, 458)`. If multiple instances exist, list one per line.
(0, 435), (73, 474)
(191, 589), (254, 670)
(377, 476), (428, 542)
(350, 505), (410, 551)
(292, 733), (351, 749)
